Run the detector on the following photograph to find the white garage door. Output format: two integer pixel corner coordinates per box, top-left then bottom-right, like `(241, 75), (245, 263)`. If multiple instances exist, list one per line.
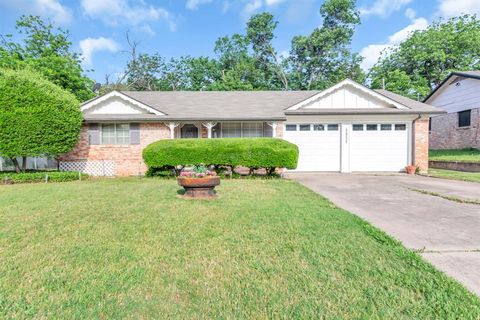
(283, 123), (341, 171)
(350, 123), (409, 172)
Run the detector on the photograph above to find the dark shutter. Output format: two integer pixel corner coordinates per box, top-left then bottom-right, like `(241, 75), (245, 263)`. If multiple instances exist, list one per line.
(88, 123), (100, 145)
(130, 123), (140, 145)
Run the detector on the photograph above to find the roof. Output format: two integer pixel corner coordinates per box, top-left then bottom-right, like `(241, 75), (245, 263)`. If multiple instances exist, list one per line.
(424, 71), (480, 102)
(81, 81), (443, 122)
(120, 90), (319, 120)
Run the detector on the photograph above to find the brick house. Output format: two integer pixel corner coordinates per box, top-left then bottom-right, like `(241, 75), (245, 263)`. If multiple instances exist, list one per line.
(59, 79), (442, 176)
(425, 71), (480, 150)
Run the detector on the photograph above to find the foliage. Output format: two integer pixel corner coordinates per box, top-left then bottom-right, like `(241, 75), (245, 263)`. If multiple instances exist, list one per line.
(0, 179), (479, 318)
(179, 164), (217, 178)
(429, 148), (480, 163)
(143, 138), (299, 172)
(370, 15), (480, 100)
(428, 168), (480, 183)
(0, 171), (87, 183)
(0, 68), (82, 172)
(288, 0), (364, 90)
(0, 15), (95, 101)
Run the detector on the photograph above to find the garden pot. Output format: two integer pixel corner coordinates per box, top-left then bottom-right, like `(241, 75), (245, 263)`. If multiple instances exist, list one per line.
(405, 165), (417, 175)
(177, 176), (220, 199)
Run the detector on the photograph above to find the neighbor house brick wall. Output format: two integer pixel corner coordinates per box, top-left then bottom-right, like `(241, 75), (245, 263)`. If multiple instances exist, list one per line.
(429, 108), (480, 149)
(413, 118), (429, 173)
(60, 123), (169, 176)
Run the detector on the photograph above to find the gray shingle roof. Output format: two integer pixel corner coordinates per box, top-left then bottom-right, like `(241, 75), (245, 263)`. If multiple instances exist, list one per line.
(121, 90), (319, 120)
(374, 89), (444, 114)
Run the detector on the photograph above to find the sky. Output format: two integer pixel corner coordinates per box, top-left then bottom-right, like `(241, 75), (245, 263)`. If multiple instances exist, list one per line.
(0, 0), (478, 83)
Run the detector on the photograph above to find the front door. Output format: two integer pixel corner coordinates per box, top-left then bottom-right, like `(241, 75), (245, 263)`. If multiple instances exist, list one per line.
(181, 124), (199, 138)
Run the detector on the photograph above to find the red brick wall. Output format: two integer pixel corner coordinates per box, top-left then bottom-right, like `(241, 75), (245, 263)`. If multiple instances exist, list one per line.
(60, 123), (170, 176)
(413, 118), (429, 173)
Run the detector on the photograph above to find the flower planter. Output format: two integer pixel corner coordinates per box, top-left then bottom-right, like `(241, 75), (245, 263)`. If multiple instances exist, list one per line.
(177, 176), (220, 199)
(405, 165), (417, 175)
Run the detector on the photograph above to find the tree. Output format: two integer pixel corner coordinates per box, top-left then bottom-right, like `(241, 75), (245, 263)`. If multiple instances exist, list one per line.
(0, 15), (95, 101)
(247, 13), (288, 90)
(0, 68), (82, 172)
(288, 0), (363, 90)
(369, 15), (480, 99)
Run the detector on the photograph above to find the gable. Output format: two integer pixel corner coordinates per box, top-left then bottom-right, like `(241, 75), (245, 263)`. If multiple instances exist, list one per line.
(287, 79), (407, 111)
(81, 91), (165, 116)
(427, 77), (480, 113)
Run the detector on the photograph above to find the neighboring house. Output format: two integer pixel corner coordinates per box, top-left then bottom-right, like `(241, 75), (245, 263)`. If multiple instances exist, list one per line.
(60, 79), (442, 176)
(425, 71), (480, 150)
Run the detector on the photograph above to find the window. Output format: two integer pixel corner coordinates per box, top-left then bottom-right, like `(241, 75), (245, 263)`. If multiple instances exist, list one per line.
(380, 124), (392, 131)
(352, 124), (363, 131)
(458, 110), (471, 127)
(395, 124), (406, 131)
(286, 124), (297, 131)
(242, 122), (264, 137)
(327, 124), (339, 131)
(299, 124), (311, 131)
(221, 123), (242, 138)
(366, 124), (378, 131)
(313, 124), (325, 131)
(101, 123), (130, 145)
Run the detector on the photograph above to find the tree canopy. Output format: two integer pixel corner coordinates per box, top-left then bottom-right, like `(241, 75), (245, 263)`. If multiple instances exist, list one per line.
(0, 68), (82, 172)
(369, 15), (480, 100)
(0, 15), (95, 102)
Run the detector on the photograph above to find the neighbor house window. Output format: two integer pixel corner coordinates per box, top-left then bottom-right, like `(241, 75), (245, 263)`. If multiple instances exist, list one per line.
(101, 123), (130, 144)
(458, 110), (471, 127)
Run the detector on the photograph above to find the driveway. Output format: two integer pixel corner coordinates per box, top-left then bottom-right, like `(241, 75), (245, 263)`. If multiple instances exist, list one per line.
(286, 173), (480, 296)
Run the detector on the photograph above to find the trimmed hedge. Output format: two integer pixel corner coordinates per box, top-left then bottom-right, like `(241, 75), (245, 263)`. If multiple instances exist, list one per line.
(143, 138), (298, 170)
(0, 171), (88, 184)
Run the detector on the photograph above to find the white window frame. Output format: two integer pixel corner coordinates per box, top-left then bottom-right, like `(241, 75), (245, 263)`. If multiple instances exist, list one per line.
(101, 123), (130, 145)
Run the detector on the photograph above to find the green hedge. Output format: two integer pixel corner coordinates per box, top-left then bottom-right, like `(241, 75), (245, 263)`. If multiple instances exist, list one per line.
(143, 138), (298, 170)
(0, 171), (88, 184)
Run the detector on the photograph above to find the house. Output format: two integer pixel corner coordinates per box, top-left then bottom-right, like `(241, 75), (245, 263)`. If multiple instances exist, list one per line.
(59, 79), (442, 176)
(425, 71), (480, 149)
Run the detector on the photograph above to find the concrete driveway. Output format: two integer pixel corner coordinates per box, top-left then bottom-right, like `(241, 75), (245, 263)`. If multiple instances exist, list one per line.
(286, 173), (480, 296)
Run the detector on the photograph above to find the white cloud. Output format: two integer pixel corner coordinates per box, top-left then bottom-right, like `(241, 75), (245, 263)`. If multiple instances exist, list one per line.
(79, 37), (120, 66)
(241, 0), (288, 18)
(1, 0), (72, 25)
(404, 8), (416, 20)
(360, 0), (412, 18)
(186, 0), (213, 10)
(80, 0), (176, 32)
(265, 0), (286, 6)
(360, 15), (429, 71)
(437, 0), (480, 17)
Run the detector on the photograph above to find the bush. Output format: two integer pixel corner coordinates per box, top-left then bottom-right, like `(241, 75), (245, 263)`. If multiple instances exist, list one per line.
(143, 138), (298, 174)
(0, 171), (88, 184)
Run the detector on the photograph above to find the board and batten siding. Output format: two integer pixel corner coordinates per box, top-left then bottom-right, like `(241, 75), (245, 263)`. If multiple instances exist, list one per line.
(427, 77), (480, 114)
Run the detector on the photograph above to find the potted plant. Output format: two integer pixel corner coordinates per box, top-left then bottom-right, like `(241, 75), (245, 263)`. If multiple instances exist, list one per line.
(405, 165), (417, 175)
(177, 165), (220, 198)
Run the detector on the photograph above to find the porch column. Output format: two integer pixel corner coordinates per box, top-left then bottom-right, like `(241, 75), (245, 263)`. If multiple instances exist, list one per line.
(267, 122), (278, 137)
(202, 122), (217, 139)
(166, 122), (180, 139)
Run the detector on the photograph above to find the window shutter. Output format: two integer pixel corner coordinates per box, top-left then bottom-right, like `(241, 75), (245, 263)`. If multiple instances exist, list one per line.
(130, 123), (140, 145)
(88, 123), (100, 145)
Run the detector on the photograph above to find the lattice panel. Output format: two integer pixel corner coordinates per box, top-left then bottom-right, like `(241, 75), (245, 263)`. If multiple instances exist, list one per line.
(59, 161), (115, 176)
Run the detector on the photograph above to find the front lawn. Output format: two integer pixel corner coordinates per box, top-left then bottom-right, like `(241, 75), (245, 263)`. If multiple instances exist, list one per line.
(430, 148), (480, 163)
(0, 179), (479, 318)
(428, 168), (480, 183)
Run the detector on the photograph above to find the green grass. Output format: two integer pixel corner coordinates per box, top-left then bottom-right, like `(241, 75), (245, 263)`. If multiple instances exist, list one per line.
(0, 179), (479, 319)
(430, 148), (480, 163)
(428, 168), (480, 183)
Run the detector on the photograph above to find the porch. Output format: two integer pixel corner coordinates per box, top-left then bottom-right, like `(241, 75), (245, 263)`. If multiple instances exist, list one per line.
(166, 121), (280, 139)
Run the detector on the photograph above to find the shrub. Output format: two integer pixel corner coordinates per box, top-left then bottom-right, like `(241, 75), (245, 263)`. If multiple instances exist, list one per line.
(0, 171), (88, 184)
(143, 138), (298, 174)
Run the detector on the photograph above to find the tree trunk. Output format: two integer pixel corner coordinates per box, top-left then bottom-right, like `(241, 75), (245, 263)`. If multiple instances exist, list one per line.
(21, 156), (27, 173)
(11, 157), (21, 173)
